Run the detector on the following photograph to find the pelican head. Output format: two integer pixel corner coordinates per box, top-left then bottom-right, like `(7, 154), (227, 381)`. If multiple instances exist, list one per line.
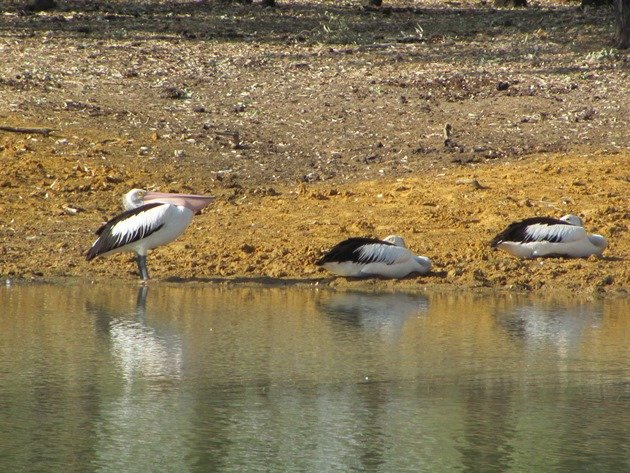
(588, 234), (608, 252)
(560, 214), (584, 227)
(123, 188), (214, 213)
(414, 255), (432, 273)
(383, 235), (406, 247)
(123, 189), (147, 210)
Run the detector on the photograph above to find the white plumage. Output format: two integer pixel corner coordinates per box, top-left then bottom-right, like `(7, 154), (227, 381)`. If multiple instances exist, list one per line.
(491, 214), (607, 258)
(316, 235), (432, 278)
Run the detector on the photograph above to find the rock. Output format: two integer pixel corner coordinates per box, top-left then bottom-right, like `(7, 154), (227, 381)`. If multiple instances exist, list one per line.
(455, 178), (485, 189)
(598, 275), (613, 286)
(162, 86), (191, 100)
(240, 244), (256, 254)
(62, 206), (80, 215)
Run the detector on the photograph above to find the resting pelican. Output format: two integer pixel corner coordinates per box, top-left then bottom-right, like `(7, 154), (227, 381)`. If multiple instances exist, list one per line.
(86, 189), (214, 280)
(316, 235), (432, 278)
(491, 214), (607, 258)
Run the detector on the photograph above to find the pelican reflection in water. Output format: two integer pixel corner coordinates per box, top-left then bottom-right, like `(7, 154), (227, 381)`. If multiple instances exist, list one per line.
(498, 302), (604, 358)
(317, 292), (429, 338)
(87, 285), (184, 383)
(85, 286), (189, 469)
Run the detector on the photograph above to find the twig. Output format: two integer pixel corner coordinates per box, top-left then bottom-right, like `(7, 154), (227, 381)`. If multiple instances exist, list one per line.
(0, 125), (54, 136)
(215, 130), (243, 149)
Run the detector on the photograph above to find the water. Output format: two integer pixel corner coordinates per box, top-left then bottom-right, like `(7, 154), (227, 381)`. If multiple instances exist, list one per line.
(0, 283), (628, 472)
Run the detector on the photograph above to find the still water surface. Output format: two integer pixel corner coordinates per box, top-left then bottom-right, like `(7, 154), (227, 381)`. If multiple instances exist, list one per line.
(0, 283), (628, 472)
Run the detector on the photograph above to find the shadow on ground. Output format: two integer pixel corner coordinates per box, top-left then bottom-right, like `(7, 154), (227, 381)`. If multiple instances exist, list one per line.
(0, 0), (613, 49)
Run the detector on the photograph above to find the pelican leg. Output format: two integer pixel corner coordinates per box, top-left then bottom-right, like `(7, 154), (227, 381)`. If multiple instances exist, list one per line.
(135, 285), (148, 314)
(136, 254), (149, 281)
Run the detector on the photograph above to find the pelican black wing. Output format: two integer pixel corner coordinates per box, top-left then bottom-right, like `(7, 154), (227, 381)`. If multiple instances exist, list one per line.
(491, 217), (573, 247)
(316, 237), (393, 265)
(86, 203), (164, 260)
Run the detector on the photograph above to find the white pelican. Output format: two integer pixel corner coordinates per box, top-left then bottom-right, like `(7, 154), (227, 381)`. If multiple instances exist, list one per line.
(86, 189), (214, 280)
(491, 214), (607, 258)
(316, 235), (432, 278)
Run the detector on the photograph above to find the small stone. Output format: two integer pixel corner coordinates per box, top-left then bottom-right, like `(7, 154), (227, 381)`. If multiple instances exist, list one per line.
(240, 244), (256, 254)
(599, 275), (614, 286)
(447, 269), (460, 278)
(455, 178), (485, 189)
(162, 86), (191, 100)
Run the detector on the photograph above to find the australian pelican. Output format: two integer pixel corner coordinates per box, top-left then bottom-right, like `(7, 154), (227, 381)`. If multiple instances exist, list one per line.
(86, 189), (214, 280)
(491, 214), (607, 258)
(316, 235), (432, 278)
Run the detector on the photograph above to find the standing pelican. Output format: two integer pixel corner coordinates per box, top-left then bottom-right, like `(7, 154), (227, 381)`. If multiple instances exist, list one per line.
(491, 214), (607, 258)
(86, 189), (214, 280)
(316, 235), (432, 278)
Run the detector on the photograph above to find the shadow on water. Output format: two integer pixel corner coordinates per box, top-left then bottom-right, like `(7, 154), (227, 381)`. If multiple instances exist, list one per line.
(0, 283), (628, 472)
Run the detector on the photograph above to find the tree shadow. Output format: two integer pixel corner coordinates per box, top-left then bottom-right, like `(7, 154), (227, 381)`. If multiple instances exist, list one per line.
(0, 0), (614, 54)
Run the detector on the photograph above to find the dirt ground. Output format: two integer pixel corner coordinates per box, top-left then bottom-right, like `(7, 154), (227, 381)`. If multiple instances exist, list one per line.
(0, 0), (628, 295)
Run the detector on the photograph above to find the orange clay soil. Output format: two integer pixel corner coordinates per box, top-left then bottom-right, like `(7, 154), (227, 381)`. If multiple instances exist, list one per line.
(0, 138), (627, 295)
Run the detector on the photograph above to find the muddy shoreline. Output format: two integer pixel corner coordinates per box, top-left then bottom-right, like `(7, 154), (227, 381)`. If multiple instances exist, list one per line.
(1, 150), (628, 296)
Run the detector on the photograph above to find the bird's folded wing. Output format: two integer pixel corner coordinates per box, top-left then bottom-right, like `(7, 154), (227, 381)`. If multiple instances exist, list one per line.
(87, 203), (167, 259)
(357, 243), (412, 265)
(524, 223), (587, 243)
